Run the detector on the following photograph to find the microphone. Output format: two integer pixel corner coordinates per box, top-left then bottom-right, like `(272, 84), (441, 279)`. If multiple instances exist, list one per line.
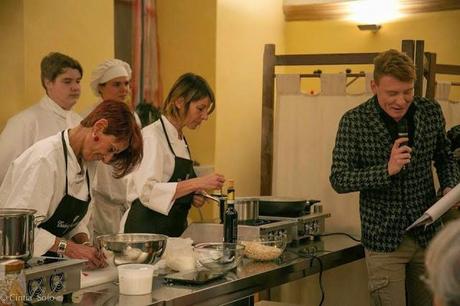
(397, 118), (409, 147)
(397, 118), (409, 171)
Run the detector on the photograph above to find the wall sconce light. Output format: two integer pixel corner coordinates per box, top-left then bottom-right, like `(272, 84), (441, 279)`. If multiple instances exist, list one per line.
(357, 24), (381, 32)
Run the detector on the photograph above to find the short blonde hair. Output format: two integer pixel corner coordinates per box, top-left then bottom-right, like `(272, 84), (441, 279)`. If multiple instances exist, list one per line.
(161, 73), (215, 121)
(373, 49), (416, 84)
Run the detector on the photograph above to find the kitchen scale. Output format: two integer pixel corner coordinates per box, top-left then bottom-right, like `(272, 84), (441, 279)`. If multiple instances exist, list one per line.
(24, 257), (85, 302)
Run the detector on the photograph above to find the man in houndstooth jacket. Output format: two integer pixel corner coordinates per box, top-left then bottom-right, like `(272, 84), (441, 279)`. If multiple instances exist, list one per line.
(330, 49), (459, 306)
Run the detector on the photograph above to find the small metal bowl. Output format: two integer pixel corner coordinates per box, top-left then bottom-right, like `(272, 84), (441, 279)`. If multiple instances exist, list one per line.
(194, 242), (245, 273)
(97, 233), (167, 266)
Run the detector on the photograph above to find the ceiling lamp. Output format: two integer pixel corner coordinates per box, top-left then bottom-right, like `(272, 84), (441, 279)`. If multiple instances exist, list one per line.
(357, 24), (381, 32)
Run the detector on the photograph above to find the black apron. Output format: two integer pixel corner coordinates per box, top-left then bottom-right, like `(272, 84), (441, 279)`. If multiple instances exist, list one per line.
(124, 117), (197, 237)
(39, 131), (91, 246)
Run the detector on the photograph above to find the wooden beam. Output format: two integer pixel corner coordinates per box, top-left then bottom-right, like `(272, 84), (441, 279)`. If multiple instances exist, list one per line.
(401, 40), (415, 60)
(425, 52), (437, 100)
(414, 40), (424, 97)
(435, 64), (460, 75)
(261, 44), (276, 196)
(276, 53), (379, 66)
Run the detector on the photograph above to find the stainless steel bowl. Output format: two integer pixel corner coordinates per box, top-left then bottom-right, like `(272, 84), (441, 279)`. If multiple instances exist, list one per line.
(97, 233), (167, 266)
(194, 242), (245, 273)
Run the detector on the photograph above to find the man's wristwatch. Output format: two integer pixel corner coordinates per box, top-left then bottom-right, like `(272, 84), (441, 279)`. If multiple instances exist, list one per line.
(56, 239), (68, 257)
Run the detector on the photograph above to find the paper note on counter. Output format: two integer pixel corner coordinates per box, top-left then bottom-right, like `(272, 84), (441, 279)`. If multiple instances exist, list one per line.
(406, 183), (460, 231)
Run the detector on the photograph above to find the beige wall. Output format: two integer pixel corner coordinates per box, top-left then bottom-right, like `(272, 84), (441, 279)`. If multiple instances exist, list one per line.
(157, 0), (217, 167)
(215, 0), (285, 196)
(0, 0), (25, 131)
(0, 0), (114, 132)
(156, 0), (217, 221)
(284, 10), (460, 98)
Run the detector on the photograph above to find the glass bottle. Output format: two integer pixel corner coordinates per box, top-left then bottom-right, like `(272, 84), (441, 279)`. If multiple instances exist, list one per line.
(0, 259), (26, 306)
(224, 180), (238, 243)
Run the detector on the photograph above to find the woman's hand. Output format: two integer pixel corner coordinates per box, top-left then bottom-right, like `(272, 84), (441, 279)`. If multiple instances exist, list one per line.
(197, 173), (225, 190)
(192, 194), (206, 208)
(66, 241), (107, 270)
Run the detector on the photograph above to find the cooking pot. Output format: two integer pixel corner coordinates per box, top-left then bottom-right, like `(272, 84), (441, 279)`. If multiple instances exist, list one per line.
(234, 197), (259, 222)
(0, 208), (43, 260)
(258, 196), (320, 217)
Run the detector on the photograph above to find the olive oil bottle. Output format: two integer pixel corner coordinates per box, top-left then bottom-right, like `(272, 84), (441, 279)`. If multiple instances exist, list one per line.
(223, 179), (238, 243)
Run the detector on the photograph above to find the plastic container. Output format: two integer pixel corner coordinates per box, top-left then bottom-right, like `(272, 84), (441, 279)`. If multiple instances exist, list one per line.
(117, 264), (154, 295)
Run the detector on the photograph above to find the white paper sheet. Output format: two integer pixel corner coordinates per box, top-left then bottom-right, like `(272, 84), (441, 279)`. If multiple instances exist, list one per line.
(406, 183), (460, 231)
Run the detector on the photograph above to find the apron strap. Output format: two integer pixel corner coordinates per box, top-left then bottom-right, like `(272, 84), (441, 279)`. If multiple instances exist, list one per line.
(61, 130), (91, 197)
(159, 116), (192, 158)
(61, 131), (70, 195)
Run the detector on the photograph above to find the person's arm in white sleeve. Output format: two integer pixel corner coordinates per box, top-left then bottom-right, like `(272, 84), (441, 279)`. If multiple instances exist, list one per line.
(133, 134), (177, 215)
(0, 117), (36, 184)
(134, 133), (224, 215)
(0, 156), (58, 256)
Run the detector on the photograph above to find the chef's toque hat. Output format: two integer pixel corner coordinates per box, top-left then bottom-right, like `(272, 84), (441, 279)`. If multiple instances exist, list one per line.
(90, 59), (132, 96)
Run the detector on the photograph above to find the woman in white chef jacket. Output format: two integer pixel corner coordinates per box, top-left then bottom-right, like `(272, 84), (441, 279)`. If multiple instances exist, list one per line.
(0, 101), (143, 269)
(122, 73), (225, 237)
(87, 59), (141, 238)
(0, 52), (83, 184)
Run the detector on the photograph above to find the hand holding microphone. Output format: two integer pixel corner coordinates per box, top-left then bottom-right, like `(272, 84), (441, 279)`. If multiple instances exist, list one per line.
(397, 118), (409, 148)
(388, 119), (412, 176)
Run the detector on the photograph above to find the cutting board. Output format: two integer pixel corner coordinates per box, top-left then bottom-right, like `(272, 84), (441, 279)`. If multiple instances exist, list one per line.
(80, 266), (118, 288)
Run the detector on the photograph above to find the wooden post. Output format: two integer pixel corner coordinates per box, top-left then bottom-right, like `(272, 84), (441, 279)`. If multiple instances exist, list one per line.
(425, 52), (437, 100)
(401, 40), (415, 60)
(414, 40), (425, 97)
(260, 44), (276, 196)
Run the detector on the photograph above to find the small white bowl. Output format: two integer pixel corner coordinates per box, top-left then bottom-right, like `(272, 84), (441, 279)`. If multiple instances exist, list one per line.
(117, 264), (154, 295)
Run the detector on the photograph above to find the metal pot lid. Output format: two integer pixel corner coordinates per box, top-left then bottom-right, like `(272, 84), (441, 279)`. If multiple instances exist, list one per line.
(258, 196), (307, 203)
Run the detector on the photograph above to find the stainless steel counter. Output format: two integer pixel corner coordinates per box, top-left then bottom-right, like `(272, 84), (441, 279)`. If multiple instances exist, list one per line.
(35, 235), (363, 306)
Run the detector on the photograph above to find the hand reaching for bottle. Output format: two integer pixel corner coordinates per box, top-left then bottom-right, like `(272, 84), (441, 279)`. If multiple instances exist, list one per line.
(197, 173), (225, 190)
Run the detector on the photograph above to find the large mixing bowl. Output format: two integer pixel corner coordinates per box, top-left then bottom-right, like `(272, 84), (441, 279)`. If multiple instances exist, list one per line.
(97, 233), (167, 266)
(194, 242), (245, 273)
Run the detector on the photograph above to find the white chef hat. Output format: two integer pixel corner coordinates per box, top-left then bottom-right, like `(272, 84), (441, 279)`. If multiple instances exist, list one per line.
(90, 59), (132, 96)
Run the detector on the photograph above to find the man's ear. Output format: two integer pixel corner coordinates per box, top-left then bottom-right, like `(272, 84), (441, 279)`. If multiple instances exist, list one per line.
(370, 80), (378, 95)
(44, 79), (52, 91)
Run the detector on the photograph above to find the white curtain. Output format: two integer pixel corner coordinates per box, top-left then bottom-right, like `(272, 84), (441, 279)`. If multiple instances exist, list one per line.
(272, 74), (372, 235)
(436, 81), (460, 130)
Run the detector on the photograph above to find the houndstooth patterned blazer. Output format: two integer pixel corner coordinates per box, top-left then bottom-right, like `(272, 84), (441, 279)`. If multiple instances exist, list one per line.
(330, 96), (460, 252)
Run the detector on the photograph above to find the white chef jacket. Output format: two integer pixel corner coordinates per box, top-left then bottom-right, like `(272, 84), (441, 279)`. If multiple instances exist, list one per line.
(0, 130), (95, 256)
(90, 162), (128, 237)
(86, 100), (141, 238)
(0, 95), (82, 184)
(120, 115), (191, 232)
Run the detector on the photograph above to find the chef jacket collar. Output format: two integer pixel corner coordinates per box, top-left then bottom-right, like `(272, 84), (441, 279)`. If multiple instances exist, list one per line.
(41, 95), (74, 120)
(63, 129), (86, 175)
(160, 115), (187, 144)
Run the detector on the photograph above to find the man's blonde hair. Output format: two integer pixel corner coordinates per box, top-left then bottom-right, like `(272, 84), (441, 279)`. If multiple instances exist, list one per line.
(373, 49), (416, 84)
